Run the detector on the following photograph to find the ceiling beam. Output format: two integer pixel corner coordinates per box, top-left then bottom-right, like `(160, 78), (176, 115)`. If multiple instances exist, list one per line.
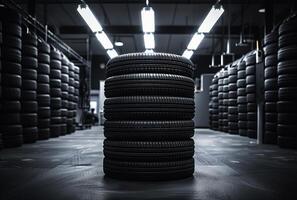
(60, 25), (259, 36)
(13, 0), (290, 4)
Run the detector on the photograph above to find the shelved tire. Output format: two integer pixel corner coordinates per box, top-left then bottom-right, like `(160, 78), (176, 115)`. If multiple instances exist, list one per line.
(0, 7), (23, 147)
(105, 74), (194, 98)
(104, 120), (194, 140)
(50, 46), (62, 137)
(104, 140), (194, 162)
(103, 158), (194, 181)
(37, 40), (51, 140)
(104, 97), (194, 120)
(21, 31), (38, 144)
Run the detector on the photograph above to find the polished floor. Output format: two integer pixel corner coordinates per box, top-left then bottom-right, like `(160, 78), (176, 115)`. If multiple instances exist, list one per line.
(0, 126), (297, 200)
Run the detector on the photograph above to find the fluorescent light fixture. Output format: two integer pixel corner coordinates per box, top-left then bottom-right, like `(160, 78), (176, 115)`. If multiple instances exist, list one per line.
(144, 33), (155, 49)
(77, 4), (103, 33)
(258, 8), (265, 13)
(95, 32), (113, 49)
(187, 33), (205, 50)
(141, 7), (155, 33)
(107, 49), (118, 59)
(198, 5), (224, 33)
(114, 41), (124, 47)
(182, 50), (194, 59)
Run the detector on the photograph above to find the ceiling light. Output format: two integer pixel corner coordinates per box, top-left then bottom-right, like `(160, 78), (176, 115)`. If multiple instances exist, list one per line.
(77, 4), (103, 33)
(258, 8), (265, 13)
(95, 32), (113, 49)
(107, 49), (118, 59)
(198, 5), (224, 33)
(141, 7), (155, 33)
(187, 33), (205, 50)
(144, 33), (155, 49)
(114, 41), (124, 47)
(182, 50), (194, 59)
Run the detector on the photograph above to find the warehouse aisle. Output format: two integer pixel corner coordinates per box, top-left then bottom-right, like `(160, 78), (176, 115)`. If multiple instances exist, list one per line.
(0, 127), (297, 200)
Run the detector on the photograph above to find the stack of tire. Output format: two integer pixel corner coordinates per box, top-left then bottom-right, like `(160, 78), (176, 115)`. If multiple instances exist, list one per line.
(61, 54), (69, 135)
(0, 19), (3, 149)
(277, 15), (297, 148)
(73, 65), (80, 125)
(37, 40), (51, 140)
(237, 60), (248, 137)
(67, 62), (76, 133)
(245, 54), (257, 139)
(222, 69), (229, 132)
(263, 29), (278, 144)
(218, 70), (224, 131)
(0, 7), (23, 147)
(50, 46), (62, 137)
(103, 53), (195, 181)
(228, 64), (238, 134)
(209, 76), (219, 130)
(21, 31), (38, 143)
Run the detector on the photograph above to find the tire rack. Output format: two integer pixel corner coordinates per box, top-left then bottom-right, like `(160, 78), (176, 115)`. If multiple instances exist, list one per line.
(0, 6), (82, 148)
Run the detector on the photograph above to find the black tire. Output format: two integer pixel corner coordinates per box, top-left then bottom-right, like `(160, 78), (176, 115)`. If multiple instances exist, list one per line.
(278, 15), (297, 36)
(265, 90), (278, 101)
(265, 78), (277, 90)
(106, 53), (194, 78)
(264, 66), (277, 79)
(246, 84), (256, 93)
(265, 102), (277, 112)
(22, 101), (38, 113)
(265, 55), (277, 67)
(279, 87), (297, 101)
(23, 127), (38, 143)
(37, 94), (50, 107)
(278, 60), (297, 75)
(246, 54), (256, 66)
(22, 69), (37, 80)
(38, 63), (50, 74)
(21, 90), (36, 100)
(104, 120), (194, 140)
(37, 74), (49, 83)
(277, 101), (297, 113)
(38, 107), (51, 118)
(103, 140), (194, 161)
(50, 124), (61, 138)
(1, 61), (21, 75)
(246, 75), (255, 84)
(38, 128), (50, 140)
(263, 43), (278, 56)
(278, 74), (297, 87)
(2, 87), (21, 100)
(104, 97), (194, 120)
(22, 80), (37, 90)
(278, 46), (297, 61)
(22, 113), (37, 126)
(103, 158), (194, 181)
(2, 73), (21, 87)
(22, 57), (38, 69)
(105, 73), (194, 98)
(0, 101), (21, 112)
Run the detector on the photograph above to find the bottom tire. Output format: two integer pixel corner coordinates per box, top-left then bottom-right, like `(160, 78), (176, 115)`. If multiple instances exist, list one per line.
(38, 128), (50, 140)
(103, 158), (194, 181)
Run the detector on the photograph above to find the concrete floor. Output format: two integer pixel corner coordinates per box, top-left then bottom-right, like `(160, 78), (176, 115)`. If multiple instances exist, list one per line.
(0, 127), (297, 200)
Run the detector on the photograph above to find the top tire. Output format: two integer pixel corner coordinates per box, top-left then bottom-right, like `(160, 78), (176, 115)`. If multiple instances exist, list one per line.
(106, 52), (194, 78)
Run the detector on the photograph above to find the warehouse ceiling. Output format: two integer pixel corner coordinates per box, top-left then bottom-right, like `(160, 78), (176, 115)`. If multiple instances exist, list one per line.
(15, 0), (293, 58)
